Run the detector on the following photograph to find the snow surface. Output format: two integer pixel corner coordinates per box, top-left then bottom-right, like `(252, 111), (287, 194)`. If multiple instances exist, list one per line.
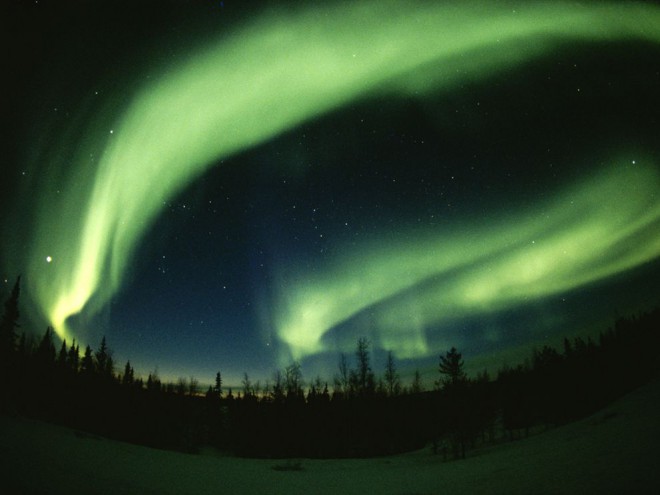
(2, 381), (659, 494)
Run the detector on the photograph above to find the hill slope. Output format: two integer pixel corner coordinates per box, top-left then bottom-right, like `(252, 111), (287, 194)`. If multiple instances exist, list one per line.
(2, 380), (659, 494)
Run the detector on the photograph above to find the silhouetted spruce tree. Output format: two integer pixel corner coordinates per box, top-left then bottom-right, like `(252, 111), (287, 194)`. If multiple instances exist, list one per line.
(307, 375), (326, 404)
(67, 340), (80, 373)
(532, 345), (561, 370)
(384, 350), (401, 397)
(0, 276), (21, 361)
(95, 336), (113, 378)
(307, 380), (318, 402)
(57, 339), (68, 369)
(437, 347), (470, 459)
(354, 337), (375, 396)
(122, 361), (135, 386)
(35, 327), (56, 368)
(438, 347), (466, 388)
(214, 371), (223, 397)
(80, 345), (95, 376)
(146, 371), (161, 394)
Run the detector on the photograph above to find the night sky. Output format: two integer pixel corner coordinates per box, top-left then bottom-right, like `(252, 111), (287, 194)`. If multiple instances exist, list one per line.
(3, 0), (660, 387)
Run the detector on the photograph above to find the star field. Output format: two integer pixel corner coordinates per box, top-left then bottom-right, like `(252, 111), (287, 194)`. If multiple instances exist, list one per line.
(2, 0), (660, 387)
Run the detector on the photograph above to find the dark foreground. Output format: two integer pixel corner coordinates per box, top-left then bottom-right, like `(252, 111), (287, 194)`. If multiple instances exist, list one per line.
(2, 378), (659, 494)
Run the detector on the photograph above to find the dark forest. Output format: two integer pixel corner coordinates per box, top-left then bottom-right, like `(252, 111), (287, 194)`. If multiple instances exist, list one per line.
(2, 277), (658, 460)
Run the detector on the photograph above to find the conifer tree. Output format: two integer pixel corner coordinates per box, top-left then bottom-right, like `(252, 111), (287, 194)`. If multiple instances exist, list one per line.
(214, 371), (223, 397)
(67, 340), (80, 373)
(122, 360), (134, 386)
(438, 347), (466, 389)
(35, 327), (56, 367)
(96, 336), (108, 375)
(147, 370), (161, 393)
(355, 337), (375, 396)
(384, 350), (401, 396)
(57, 340), (68, 368)
(81, 345), (95, 376)
(438, 347), (470, 459)
(0, 276), (21, 358)
(95, 336), (114, 378)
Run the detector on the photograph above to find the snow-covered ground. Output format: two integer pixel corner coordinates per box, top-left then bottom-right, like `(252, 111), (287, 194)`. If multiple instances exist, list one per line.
(3, 380), (659, 494)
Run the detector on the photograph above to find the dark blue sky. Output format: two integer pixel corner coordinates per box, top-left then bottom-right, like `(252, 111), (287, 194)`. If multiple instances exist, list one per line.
(3, 1), (660, 387)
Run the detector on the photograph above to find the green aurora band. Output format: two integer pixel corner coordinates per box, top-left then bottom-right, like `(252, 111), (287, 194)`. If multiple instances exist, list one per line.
(10, 2), (660, 358)
(275, 163), (660, 360)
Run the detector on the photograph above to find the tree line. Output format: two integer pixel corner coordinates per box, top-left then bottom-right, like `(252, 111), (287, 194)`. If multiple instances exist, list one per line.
(1, 276), (659, 458)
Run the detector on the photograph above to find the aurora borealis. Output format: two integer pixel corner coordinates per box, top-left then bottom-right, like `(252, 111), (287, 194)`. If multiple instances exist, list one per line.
(3, 1), (660, 385)
(276, 163), (660, 361)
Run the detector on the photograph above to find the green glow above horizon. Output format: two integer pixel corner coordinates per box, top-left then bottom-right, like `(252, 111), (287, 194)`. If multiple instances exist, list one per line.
(275, 162), (660, 360)
(11, 1), (660, 354)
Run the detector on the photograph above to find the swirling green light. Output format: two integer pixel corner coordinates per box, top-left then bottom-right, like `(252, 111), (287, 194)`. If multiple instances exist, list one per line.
(275, 163), (660, 360)
(13, 2), (660, 352)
